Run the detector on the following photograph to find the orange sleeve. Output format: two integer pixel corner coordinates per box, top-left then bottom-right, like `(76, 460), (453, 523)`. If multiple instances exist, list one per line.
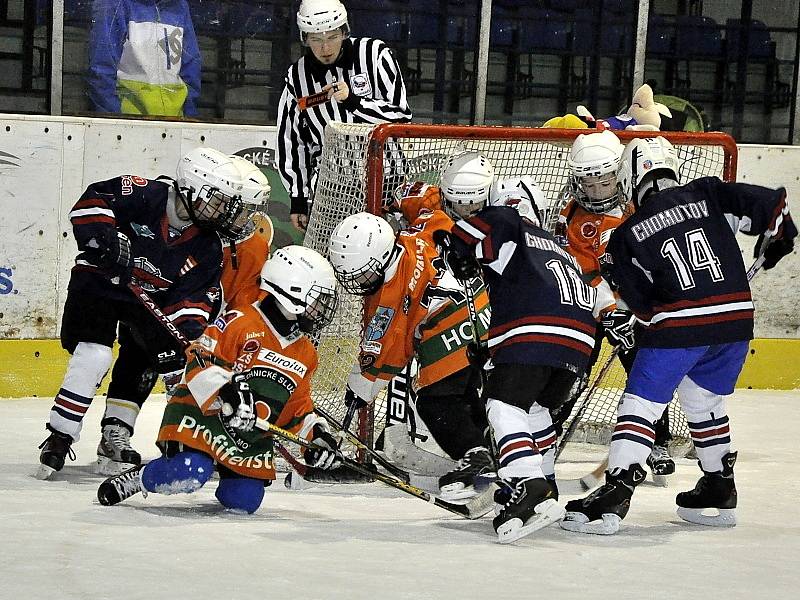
(395, 182), (443, 223)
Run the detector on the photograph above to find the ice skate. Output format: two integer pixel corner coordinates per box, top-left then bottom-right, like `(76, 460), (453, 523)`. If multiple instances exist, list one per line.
(676, 451), (737, 527)
(97, 465), (146, 506)
(438, 447), (496, 501)
(646, 444), (675, 486)
(95, 419), (142, 476)
(493, 477), (564, 544)
(36, 426), (75, 480)
(561, 463), (646, 535)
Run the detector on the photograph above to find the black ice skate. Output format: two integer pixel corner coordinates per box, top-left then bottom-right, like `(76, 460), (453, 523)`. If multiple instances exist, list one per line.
(560, 463), (647, 535)
(97, 465), (146, 506)
(36, 425), (76, 480)
(438, 447), (496, 502)
(492, 477), (565, 544)
(676, 451), (737, 527)
(95, 418), (142, 476)
(646, 444), (675, 486)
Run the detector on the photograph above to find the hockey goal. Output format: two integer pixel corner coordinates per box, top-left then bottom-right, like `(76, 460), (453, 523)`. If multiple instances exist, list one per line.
(302, 122), (738, 459)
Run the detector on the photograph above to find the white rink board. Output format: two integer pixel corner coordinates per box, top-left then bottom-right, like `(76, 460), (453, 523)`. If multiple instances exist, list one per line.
(1, 114), (799, 338)
(1, 390), (799, 600)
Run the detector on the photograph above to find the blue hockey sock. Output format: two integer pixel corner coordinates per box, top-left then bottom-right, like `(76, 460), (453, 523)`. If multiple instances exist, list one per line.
(215, 476), (265, 514)
(141, 451), (214, 495)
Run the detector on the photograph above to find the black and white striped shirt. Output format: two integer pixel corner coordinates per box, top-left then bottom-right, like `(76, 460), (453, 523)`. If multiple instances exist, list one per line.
(276, 37), (412, 215)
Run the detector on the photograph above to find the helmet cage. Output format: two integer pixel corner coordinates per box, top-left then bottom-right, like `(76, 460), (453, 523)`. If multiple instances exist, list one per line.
(297, 283), (339, 335)
(335, 257), (388, 296)
(569, 172), (624, 214)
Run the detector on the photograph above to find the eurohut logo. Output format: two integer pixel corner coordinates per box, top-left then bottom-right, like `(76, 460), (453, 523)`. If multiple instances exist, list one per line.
(0, 150), (20, 168)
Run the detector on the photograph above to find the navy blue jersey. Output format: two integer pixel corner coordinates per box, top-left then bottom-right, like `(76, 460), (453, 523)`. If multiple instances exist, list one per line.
(451, 206), (597, 373)
(607, 176), (795, 348)
(68, 175), (223, 340)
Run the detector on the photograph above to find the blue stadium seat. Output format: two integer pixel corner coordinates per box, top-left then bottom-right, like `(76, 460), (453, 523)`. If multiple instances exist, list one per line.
(676, 15), (723, 58)
(352, 9), (403, 43)
(647, 14), (674, 55)
(517, 9), (571, 53)
(725, 19), (774, 60)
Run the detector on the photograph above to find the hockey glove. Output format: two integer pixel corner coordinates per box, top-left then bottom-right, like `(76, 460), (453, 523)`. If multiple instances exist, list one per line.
(154, 348), (186, 376)
(757, 233), (795, 270)
(601, 309), (637, 351)
(84, 229), (133, 282)
(466, 341), (490, 368)
(433, 230), (482, 282)
(219, 376), (256, 433)
(305, 423), (343, 470)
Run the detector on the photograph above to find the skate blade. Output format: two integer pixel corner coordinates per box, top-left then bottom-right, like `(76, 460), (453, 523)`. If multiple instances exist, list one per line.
(560, 512), (622, 535)
(651, 474), (669, 487)
(496, 499), (566, 544)
(34, 464), (56, 480)
(95, 456), (136, 476)
(676, 506), (736, 527)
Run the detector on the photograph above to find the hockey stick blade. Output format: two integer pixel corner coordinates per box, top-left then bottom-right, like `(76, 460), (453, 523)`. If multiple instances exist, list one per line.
(255, 417), (481, 518)
(297, 90), (329, 111)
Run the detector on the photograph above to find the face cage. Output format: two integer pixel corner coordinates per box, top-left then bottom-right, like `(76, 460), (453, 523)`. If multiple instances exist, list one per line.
(335, 257), (386, 296)
(443, 199), (485, 221)
(570, 176), (624, 214)
(298, 285), (339, 335)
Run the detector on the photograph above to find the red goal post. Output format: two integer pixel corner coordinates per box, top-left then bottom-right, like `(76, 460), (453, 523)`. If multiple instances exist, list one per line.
(303, 123), (738, 458)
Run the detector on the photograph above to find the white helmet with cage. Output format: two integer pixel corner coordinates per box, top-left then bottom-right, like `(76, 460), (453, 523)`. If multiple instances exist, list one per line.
(568, 130), (625, 213)
(440, 151), (495, 220)
(175, 148), (270, 239)
(490, 176), (548, 226)
(297, 0), (350, 43)
(618, 137), (680, 208)
(328, 212), (396, 296)
(259, 245), (338, 335)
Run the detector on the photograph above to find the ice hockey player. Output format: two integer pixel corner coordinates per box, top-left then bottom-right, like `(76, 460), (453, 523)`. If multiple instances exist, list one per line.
(328, 204), (493, 502)
(97, 246), (342, 512)
(437, 175), (598, 543)
(93, 154), (273, 476)
(553, 130), (675, 481)
(36, 148), (257, 480)
(561, 136), (796, 534)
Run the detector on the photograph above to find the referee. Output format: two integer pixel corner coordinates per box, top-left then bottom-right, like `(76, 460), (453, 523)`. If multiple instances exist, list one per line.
(277, 0), (412, 231)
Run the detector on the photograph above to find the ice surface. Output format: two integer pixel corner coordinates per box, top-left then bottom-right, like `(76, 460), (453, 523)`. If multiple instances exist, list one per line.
(1, 391), (798, 600)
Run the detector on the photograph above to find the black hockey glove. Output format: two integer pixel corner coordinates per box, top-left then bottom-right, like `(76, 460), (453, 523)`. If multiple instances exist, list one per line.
(85, 229), (133, 282)
(219, 376), (256, 433)
(154, 348), (186, 375)
(466, 341), (490, 368)
(601, 309), (637, 351)
(433, 230), (481, 282)
(305, 423), (343, 470)
(756, 233), (795, 270)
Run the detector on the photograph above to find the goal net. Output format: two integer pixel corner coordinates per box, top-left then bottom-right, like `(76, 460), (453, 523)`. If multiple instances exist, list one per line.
(302, 123), (738, 460)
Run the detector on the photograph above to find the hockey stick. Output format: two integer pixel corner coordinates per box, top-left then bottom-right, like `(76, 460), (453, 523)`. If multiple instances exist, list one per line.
(297, 89), (330, 111)
(316, 406), (412, 483)
(253, 416), (486, 518)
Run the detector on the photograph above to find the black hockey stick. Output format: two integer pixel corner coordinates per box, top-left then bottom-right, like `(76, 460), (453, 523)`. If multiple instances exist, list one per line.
(316, 406), (412, 482)
(254, 416), (485, 518)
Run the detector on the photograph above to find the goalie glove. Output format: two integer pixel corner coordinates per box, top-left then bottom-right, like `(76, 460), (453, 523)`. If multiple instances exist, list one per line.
(219, 375), (256, 433)
(305, 423), (343, 471)
(432, 230), (481, 282)
(601, 309), (637, 351)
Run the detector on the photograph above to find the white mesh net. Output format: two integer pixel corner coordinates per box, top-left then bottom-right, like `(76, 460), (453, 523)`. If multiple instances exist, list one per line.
(302, 122), (737, 459)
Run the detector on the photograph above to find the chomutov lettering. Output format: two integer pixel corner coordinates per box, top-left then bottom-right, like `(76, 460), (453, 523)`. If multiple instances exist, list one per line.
(631, 200), (709, 242)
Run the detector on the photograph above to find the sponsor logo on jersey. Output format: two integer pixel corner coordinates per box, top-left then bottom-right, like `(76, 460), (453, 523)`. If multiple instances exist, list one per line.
(402, 294), (411, 315)
(133, 258), (170, 292)
(246, 365), (298, 394)
(242, 339), (261, 353)
(120, 175), (148, 195)
(213, 310), (243, 331)
(408, 238), (427, 292)
(180, 256), (197, 276)
(581, 221), (598, 239)
(350, 73), (372, 97)
(197, 334), (217, 352)
(130, 222), (155, 239)
(256, 349), (308, 377)
(361, 341), (383, 354)
(245, 331), (264, 341)
(365, 306), (395, 341)
(359, 352), (376, 371)
(206, 287), (221, 303)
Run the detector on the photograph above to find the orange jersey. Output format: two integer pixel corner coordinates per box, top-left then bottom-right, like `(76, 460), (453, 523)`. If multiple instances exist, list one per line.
(158, 296), (318, 480)
(394, 181), (445, 224)
(348, 212), (489, 401)
(556, 197), (634, 315)
(220, 213), (273, 309)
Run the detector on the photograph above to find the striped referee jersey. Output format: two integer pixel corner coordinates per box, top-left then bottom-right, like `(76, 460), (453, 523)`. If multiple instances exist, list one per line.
(277, 37), (412, 215)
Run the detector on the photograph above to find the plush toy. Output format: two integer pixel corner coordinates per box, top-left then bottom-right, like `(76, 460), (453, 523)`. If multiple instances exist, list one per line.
(543, 84), (672, 131)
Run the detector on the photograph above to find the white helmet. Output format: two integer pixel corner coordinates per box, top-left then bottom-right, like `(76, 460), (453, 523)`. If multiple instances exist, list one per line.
(328, 212), (396, 296)
(260, 245), (338, 335)
(440, 151), (495, 220)
(176, 148), (270, 239)
(297, 0), (350, 43)
(490, 176), (548, 227)
(568, 130), (625, 213)
(618, 137), (680, 208)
